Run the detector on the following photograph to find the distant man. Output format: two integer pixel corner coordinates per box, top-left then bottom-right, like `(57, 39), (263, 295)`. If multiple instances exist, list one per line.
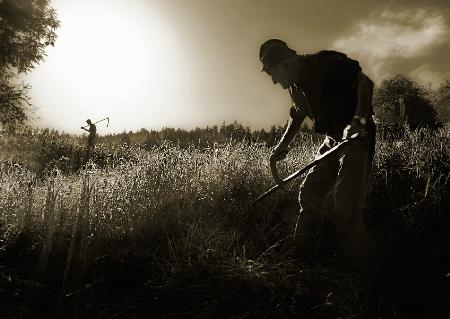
(259, 39), (376, 271)
(81, 119), (97, 149)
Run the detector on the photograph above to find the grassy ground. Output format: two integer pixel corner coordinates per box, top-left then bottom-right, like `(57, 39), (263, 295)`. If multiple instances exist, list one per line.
(0, 127), (449, 318)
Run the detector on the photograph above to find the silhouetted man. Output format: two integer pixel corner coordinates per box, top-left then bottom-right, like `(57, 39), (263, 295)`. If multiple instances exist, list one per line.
(260, 39), (376, 271)
(81, 119), (97, 149)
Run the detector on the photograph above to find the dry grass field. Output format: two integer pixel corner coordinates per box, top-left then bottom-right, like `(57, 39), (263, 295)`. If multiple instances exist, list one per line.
(0, 126), (449, 318)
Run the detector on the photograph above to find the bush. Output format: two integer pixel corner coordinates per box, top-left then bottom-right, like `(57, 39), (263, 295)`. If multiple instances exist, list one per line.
(374, 74), (441, 130)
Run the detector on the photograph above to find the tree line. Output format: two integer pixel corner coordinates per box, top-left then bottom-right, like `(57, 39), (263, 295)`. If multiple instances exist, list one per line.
(98, 121), (298, 149)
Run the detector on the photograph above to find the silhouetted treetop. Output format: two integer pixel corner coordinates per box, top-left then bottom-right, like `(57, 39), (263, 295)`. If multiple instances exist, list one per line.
(374, 74), (440, 129)
(0, 0), (59, 74)
(0, 0), (59, 131)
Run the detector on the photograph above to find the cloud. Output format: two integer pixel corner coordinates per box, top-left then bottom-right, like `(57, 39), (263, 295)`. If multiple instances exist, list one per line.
(410, 63), (450, 89)
(332, 8), (450, 82)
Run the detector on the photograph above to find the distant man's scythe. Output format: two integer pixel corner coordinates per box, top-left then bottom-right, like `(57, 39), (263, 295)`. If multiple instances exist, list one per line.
(81, 117), (110, 129)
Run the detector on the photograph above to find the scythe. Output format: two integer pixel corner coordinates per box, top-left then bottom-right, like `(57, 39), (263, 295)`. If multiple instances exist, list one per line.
(252, 135), (360, 205)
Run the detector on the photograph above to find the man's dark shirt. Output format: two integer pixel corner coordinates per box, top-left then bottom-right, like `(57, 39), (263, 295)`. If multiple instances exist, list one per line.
(289, 50), (372, 137)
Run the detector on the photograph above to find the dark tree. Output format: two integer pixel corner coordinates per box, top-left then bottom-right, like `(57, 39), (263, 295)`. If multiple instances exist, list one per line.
(374, 74), (440, 129)
(0, 81), (32, 131)
(432, 81), (450, 124)
(0, 0), (59, 130)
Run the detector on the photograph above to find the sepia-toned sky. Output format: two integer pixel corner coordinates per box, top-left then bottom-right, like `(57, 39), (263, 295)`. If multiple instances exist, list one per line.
(25, 0), (450, 134)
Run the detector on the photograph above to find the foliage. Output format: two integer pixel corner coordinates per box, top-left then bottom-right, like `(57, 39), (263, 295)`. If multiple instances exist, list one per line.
(0, 0), (59, 129)
(0, 0), (59, 74)
(432, 80), (450, 124)
(374, 74), (440, 130)
(102, 121), (289, 149)
(0, 81), (33, 131)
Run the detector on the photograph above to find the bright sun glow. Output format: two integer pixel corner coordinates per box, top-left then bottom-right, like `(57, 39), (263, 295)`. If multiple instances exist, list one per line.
(27, 0), (190, 134)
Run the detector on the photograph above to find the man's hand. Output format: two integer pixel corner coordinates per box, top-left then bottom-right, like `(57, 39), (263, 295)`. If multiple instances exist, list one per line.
(270, 147), (288, 163)
(343, 116), (367, 140)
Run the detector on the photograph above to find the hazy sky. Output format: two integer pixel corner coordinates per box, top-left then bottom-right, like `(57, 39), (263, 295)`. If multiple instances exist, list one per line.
(25, 0), (450, 134)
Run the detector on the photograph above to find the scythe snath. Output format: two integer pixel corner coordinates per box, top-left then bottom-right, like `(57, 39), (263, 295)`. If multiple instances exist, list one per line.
(252, 135), (360, 205)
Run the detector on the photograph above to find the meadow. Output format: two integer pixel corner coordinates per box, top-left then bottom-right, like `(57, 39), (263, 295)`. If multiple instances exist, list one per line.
(0, 125), (449, 318)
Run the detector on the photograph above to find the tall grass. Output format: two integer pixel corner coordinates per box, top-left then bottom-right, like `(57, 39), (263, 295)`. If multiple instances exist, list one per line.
(371, 126), (450, 245)
(0, 129), (140, 176)
(0, 127), (449, 318)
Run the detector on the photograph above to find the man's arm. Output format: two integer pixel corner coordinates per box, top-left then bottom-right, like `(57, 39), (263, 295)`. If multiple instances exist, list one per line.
(270, 106), (307, 186)
(344, 71), (374, 139)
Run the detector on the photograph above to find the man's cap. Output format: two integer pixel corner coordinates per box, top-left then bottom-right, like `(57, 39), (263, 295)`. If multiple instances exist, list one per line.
(86, 119), (91, 123)
(259, 39), (296, 71)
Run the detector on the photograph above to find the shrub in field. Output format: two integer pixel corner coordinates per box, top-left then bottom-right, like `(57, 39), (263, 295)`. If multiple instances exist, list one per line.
(374, 74), (441, 130)
(36, 134), (84, 175)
